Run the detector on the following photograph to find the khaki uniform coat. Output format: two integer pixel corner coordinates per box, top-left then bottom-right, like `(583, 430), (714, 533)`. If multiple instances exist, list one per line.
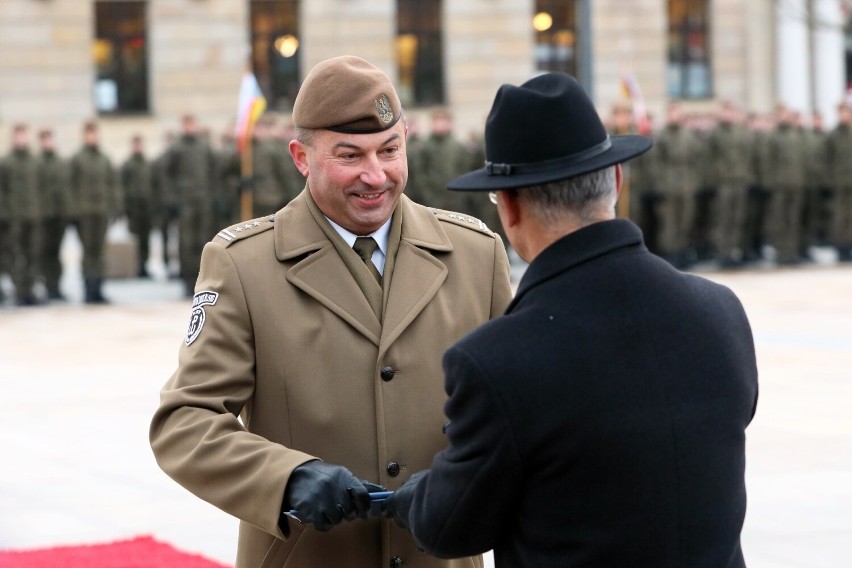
(150, 191), (513, 568)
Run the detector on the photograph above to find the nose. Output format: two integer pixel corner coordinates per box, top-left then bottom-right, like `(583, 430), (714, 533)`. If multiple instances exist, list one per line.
(360, 153), (387, 187)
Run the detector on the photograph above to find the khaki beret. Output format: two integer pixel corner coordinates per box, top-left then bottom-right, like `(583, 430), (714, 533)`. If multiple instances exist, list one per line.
(292, 55), (402, 134)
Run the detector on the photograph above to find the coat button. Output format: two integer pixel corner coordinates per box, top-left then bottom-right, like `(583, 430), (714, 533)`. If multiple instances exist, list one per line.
(387, 461), (400, 477)
(390, 556), (404, 568)
(380, 366), (396, 382)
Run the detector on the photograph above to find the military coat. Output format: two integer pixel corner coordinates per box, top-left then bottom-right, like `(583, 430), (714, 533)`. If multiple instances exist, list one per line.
(68, 145), (119, 217)
(37, 150), (70, 218)
(150, 191), (512, 568)
(0, 149), (40, 220)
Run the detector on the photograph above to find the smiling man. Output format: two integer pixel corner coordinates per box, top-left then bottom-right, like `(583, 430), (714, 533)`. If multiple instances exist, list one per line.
(150, 55), (512, 568)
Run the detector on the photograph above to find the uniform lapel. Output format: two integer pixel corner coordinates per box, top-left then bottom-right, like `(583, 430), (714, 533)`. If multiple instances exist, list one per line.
(275, 192), (382, 344)
(378, 196), (452, 358)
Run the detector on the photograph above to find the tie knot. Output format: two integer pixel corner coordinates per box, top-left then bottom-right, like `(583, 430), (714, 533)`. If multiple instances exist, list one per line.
(353, 237), (378, 262)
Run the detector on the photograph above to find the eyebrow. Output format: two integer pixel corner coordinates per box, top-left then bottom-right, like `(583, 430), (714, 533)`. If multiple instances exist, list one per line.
(333, 133), (401, 151)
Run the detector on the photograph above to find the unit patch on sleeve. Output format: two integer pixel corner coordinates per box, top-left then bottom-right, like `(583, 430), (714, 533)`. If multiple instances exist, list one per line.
(185, 291), (219, 346)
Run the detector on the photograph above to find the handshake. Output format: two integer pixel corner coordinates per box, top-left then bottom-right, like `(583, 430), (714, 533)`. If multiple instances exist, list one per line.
(281, 460), (427, 533)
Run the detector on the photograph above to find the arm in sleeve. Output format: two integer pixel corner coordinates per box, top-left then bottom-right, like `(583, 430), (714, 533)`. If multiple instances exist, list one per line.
(408, 343), (523, 558)
(149, 241), (315, 539)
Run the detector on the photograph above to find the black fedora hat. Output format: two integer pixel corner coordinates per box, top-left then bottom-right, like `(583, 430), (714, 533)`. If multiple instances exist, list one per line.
(447, 72), (652, 192)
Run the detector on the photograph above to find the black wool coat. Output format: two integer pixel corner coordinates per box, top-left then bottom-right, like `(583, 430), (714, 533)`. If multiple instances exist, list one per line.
(407, 219), (759, 567)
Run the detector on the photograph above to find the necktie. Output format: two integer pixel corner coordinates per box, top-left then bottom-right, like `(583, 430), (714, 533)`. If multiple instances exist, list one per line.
(353, 237), (382, 285)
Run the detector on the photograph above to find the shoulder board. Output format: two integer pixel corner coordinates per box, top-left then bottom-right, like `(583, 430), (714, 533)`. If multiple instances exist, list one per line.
(431, 208), (494, 236)
(213, 214), (276, 246)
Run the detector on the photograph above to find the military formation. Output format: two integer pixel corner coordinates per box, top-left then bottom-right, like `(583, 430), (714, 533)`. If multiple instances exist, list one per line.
(622, 99), (852, 269)
(3, 100), (850, 307)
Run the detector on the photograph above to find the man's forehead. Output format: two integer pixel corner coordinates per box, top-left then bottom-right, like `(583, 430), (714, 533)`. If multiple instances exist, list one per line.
(317, 123), (407, 149)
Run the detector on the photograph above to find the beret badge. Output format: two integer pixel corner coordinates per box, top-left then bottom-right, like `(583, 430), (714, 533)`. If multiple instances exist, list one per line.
(375, 94), (394, 126)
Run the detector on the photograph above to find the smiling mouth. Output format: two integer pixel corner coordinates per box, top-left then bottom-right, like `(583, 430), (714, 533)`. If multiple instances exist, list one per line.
(353, 190), (385, 200)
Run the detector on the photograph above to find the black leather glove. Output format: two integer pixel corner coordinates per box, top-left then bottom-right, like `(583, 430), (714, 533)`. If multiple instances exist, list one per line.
(382, 469), (429, 531)
(282, 460), (378, 532)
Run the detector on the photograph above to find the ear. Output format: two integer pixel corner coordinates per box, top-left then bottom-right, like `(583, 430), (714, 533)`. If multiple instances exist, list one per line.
(499, 190), (522, 228)
(289, 140), (310, 177)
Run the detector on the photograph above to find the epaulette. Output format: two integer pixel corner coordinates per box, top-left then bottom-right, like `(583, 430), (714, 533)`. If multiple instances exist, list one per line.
(214, 214), (276, 246)
(431, 208), (494, 236)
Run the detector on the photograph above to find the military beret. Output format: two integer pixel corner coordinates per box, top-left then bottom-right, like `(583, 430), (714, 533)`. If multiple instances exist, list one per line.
(292, 55), (402, 134)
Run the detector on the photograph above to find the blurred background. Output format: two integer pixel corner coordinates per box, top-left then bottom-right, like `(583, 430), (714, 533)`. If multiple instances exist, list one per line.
(1, 0), (850, 158)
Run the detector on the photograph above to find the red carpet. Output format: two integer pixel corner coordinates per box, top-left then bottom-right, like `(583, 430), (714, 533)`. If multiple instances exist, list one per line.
(0, 535), (231, 568)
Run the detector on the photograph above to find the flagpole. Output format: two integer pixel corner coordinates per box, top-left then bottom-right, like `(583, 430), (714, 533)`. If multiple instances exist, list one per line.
(240, 135), (254, 221)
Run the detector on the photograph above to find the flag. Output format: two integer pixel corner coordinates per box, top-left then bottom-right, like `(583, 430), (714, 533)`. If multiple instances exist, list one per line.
(235, 72), (267, 153)
(620, 71), (651, 135)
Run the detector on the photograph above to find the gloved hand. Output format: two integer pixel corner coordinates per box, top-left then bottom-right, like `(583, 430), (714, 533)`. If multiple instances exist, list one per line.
(382, 469), (430, 531)
(282, 460), (380, 532)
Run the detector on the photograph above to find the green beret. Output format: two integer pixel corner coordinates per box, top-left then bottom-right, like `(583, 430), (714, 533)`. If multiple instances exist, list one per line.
(292, 55), (402, 134)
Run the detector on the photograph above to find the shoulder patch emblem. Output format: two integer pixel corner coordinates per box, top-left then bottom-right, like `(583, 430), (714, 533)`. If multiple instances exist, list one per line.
(185, 291), (219, 346)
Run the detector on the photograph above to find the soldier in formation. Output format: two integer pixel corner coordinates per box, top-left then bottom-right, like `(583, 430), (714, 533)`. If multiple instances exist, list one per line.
(121, 134), (153, 278)
(69, 121), (121, 304)
(625, 99), (852, 269)
(0, 124), (41, 305)
(162, 113), (218, 297)
(37, 128), (70, 301)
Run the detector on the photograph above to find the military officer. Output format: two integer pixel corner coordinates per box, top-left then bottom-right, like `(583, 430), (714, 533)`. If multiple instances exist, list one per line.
(0, 123), (42, 305)
(415, 108), (475, 214)
(706, 101), (754, 267)
(765, 106), (807, 265)
(69, 120), (120, 303)
(36, 128), (70, 300)
(163, 113), (218, 296)
(653, 102), (702, 268)
(150, 55), (512, 568)
(221, 115), (299, 220)
(121, 135), (153, 278)
(826, 102), (852, 262)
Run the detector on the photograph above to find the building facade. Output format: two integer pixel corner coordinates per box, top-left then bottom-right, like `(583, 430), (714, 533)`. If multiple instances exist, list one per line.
(0, 0), (850, 161)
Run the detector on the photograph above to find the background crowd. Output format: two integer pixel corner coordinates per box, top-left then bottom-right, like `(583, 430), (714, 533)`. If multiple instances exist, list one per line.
(1, 98), (851, 308)
(620, 98), (852, 270)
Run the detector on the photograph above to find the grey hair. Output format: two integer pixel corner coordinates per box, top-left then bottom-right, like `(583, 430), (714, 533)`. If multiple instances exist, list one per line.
(295, 111), (408, 148)
(516, 166), (617, 227)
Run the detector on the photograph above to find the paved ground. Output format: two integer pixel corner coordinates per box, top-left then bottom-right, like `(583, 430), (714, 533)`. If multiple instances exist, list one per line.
(1, 229), (851, 567)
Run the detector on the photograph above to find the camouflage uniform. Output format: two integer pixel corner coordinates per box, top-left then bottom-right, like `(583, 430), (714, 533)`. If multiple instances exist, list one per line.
(121, 150), (153, 277)
(214, 136), (240, 228)
(743, 127), (773, 261)
(415, 133), (473, 213)
(801, 126), (830, 250)
(654, 123), (701, 265)
(163, 132), (218, 294)
(149, 146), (177, 272)
(0, 146), (42, 304)
(69, 142), (120, 302)
(765, 122), (807, 264)
(0, 163), (9, 303)
(37, 147), (70, 299)
(706, 121), (753, 264)
(223, 137), (298, 221)
(626, 140), (663, 255)
(825, 121), (852, 260)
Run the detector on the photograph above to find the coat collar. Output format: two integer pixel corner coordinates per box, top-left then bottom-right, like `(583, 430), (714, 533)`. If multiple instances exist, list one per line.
(508, 219), (645, 312)
(274, 191), (453, 347)
(274, 191), (453, 260)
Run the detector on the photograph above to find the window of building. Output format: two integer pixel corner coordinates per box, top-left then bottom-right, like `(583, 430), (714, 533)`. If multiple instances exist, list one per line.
(396, 0), (445, 107)
(667, 0), (712, 99)
(534, 0), (578, 76)
(250, 0), (300, 111)
(93, 1), (148, 114)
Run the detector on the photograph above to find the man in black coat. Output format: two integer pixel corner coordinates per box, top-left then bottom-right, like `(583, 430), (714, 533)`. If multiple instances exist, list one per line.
(383, 72), (759, 567)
